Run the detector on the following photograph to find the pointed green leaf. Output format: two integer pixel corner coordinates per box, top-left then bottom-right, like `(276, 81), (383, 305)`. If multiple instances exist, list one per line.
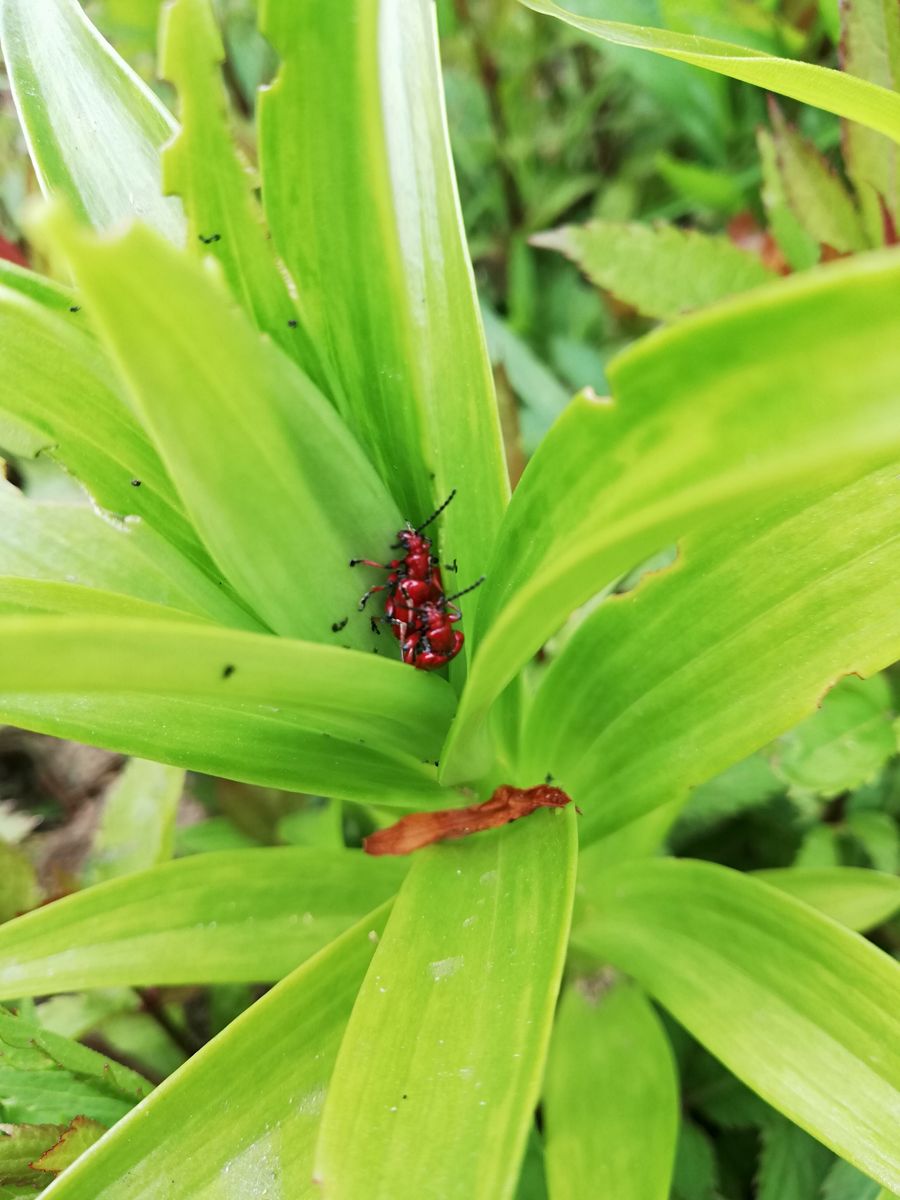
(767, 101), (867, 253)
(0, 1007), (150, 1126)
(259, 0), (508, 612)
(753, 868), (900, 933)
(543, 976), (678, 1200)
(0, 486), (258, 630)
(757, 126), (821, 270)
(575, 859), (900, 1192)
(756, 1115), (834, 1200)
(521, 0), (900, 144)
(774, 674), (896, 797)
(0, 615), (455, 764)
(159, 0), (325, 378)
(40, 211), (404, 646)
(84, 759), (184, 884)
(31, 912), (389, 1199)
(0, 0), (184, 240)
(840, 0), (900, 239)
(0, 579), (214, 623)
(314, 810), (577, 1200)
(520, 460), (900, 842)
(0, 286), (213, 574)
(533, 221), (775, 322)
(441, 254), (900, 783)
(0, 850), (404, 999)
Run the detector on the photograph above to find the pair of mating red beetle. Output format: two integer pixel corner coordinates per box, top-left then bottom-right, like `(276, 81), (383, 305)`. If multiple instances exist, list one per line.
(350, 490), (484, 671)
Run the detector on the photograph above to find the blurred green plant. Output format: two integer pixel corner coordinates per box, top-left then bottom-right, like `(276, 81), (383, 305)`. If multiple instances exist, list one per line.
(0, 0), (898, 1197)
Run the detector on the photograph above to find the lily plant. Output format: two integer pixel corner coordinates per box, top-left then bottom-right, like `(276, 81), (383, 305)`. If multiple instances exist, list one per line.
(0, 0), (898, 1196)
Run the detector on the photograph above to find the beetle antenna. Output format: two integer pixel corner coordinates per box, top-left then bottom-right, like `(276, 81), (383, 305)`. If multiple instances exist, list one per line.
(415, 489), (457, 534)
(444, 575), (486, 603)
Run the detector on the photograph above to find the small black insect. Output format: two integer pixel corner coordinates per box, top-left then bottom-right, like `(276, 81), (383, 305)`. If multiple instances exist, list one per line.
(331, 618), (349, 633)
(130, 479), (142, 488)
(199, 233), (222, 245)
(287, 318), (298, 329)
(222, 664), (236, 679)
(69, 305), (81, 313)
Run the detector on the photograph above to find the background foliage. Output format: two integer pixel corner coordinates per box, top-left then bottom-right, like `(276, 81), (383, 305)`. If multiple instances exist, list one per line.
(0, 0), (898, 1197)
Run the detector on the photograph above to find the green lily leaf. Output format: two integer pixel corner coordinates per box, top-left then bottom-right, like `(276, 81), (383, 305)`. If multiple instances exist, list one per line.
(0, 579), (215, 623)
(314, 810), (577, 1200)
(40, 211), (403, 647)
(752, 868), (900, 933)
(0, 286), (213, 574)
(0, 259), (75, 311)
(575, 859), (900, 1192)
(520, 0), (900, 144)
(0, 0), (184, 241)
(0, 1006), (150, 1126)
(543, 976), (678, 1200)
(532, 220), (775, 322)
(520, 460), (900, 842)
(0, 487), (258, 630)
(0, 849), (404, 999)
(442, 253), (900, 783)
(258, 0), (508, 611)
(0, 692), (444, 809)
(159, 0), (325, 379)
(0, 615), (455, 763)
(32, 911), (389, 1198)
(84, 758), (184, 885)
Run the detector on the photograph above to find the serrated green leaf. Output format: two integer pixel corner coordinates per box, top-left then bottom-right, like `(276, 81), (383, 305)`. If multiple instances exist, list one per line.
(543, 975), (678, 1200)
(520, 0), (900, 143)
(767, 101), (867, 253)
(757, 127), (821, 270)
(258, 0), (508, 623)
(0, 1006), (150, 1126)
(0, 286), (214, 574)
(441, 254), (900, 784)
(670, 755), (784, 847)
(822, 1158), (883, 1200)
(574, 859), (900, 1192)
(39, 211), (405, 647)
(774, 675), (896, 797)
(671, 1118), (718, 1200)
(845, 810), (900, 873)
(35, 911), (388, 1199)
(0, 487), (259, 630)
(0, 0), (184, 240)
(839, 0), (900, 240)
(533, 220), (775, 322)
(0, 1123), (64, 1187)
(0, 848), (404, 1000)
(754, 867), (900, 932)
(84, 759), (184, 885)
(314, 810), (577, 1200)
(757, 1115), (833, 1200)
(159, 0), (326, 379)
(520, 460), (900, 842)
(30, 1118), (105, 1177)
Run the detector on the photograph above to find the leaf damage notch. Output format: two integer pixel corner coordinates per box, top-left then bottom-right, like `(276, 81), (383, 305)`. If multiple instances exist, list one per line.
(363, 783), (573, 856)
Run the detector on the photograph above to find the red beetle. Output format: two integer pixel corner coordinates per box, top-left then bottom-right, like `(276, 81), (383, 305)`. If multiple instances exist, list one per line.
(399, 578), (485, 671)
(349, 491), (456, 630)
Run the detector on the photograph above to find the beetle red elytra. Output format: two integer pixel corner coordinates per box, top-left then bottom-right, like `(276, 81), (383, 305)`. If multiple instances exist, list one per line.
(349, 491), (483, 670)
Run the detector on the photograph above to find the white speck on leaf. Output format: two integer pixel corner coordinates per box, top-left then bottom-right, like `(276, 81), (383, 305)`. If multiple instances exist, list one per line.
(428, 956), (464, 982)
